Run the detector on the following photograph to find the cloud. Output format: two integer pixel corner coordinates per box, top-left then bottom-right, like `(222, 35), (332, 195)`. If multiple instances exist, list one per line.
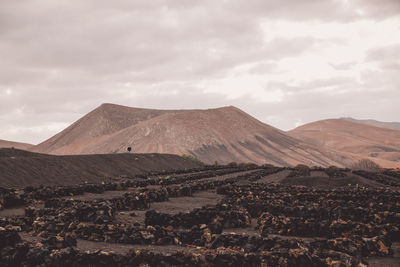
(366, 44), (400, 71)
(228, 0), (400, 22)
(0, 0), (399, 143)
(351, 0), (400, 19)
(367, 44), (400, 61)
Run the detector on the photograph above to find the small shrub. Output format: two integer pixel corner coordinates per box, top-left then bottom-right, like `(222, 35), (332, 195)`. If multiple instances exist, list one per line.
(238, 162), (258, 168)
(262, 163), (275, 168)
(182, 155), (204, 165)
(294, 164), (310, 170)
(311, 166), (323, 170)
(325, 166), (346, 178)
(288, 164), (310, 177)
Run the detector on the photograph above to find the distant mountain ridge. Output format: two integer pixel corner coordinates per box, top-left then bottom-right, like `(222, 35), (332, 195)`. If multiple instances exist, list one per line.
(30, 103), (352, 167)
(30, 103), (182, 154)
(289, 119), (400, 168)
(0, 139), (33, 150)
(342, 117), (400, 131)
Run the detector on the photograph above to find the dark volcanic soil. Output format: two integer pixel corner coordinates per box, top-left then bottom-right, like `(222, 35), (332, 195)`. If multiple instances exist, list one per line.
(281, 171), (387, 188)
(150, 190), (222, 214)
(366, 242), (400, 267)
(1, 165), (399, 266)
(0, 148), (201, 188)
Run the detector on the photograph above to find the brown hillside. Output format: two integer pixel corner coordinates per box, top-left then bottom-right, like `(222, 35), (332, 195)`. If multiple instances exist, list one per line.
(0, 148), (201, 188)
(33, 104), (352, 167)
(0, 139), (33, 150)
(30, 103), (181, 154)
(289, 119), (400, 168)
(343, 117), (400, 131)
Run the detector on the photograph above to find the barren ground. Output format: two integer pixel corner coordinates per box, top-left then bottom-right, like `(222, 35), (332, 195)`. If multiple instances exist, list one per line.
(1, 165), (399, 266)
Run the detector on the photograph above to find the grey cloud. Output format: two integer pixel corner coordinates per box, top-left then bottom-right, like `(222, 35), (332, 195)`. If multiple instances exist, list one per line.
(0, 0), (387, 83)
(248, 62), (278, 75)
(226, 0), (400, 22)
(329, 62), (357, 71)
(227, 0), (352, 21)
(266, 76), (357, 95)
(379, 62), (400, 70)
(352, 0), (400, 19)
(0, 1), (261, 82)
(0, 0), (319, 89)
(0, 0), (399, 144)
(367, 44), (400, 62)
(366, 44), (400, 70)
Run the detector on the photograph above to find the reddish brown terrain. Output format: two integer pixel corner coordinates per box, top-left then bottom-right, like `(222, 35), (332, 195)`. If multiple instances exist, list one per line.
(30, 104), (181, 155)
(343, 117), (400, 131)
(289, 119), (400, 168)
(0, 139), (33, 150)
(30, 103), (352, 167)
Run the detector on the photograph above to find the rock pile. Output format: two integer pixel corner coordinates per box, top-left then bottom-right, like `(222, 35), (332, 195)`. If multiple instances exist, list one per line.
(0, 188), (25, 210)
(0, 165), (399, 266)
(324, 167), (347, 178)
(287, 165), (311, 178)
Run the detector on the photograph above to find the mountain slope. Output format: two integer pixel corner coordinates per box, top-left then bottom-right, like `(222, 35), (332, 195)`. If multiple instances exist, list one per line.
(0, 139), (33, 150)
(31, 103), (181, 154)
(0, 148), (201, 188)
(32, 104), (352, 167)
(342, 117), (400, 131)
(289, 119), (400, 168)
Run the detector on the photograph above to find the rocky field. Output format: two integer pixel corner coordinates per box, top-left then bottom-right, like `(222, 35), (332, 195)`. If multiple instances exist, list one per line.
(1, 165), (399, 266)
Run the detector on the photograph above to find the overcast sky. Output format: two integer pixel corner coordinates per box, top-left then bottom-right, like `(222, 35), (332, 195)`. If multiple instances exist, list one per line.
(1, 0), (400, 144)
